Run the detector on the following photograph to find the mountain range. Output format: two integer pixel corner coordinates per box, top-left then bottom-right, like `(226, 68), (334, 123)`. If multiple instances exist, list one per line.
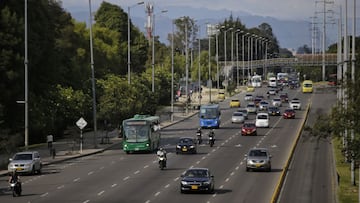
(64, 5), (339, 50)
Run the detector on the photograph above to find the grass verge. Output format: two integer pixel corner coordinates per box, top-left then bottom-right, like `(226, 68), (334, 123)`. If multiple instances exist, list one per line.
(333, 137), (358, 202)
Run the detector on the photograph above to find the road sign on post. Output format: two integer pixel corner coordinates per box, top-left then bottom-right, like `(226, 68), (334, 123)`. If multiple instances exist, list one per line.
(76, 117), (87, 153)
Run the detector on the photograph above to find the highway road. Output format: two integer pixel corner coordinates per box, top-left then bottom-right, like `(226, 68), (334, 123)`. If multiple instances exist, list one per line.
(0, 85), (332, 203)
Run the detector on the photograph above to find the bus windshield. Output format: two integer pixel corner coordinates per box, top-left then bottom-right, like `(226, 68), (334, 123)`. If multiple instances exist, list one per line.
(124, 124), (149, 142)
(200, 108), (218, 119)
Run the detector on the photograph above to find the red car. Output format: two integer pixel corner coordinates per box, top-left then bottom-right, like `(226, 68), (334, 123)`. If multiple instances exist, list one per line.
(283, 108), (295, 119)
(241, 122), (257, 136)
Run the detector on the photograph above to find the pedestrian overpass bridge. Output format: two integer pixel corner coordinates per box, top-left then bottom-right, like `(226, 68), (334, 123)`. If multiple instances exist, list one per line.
(221, 53), (337, 69)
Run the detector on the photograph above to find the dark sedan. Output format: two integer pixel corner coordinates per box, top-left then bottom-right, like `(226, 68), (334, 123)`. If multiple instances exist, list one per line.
(283, 108), (295, 119)
(180, 168), (215, 193)
(176, 137), (197, 154)
(268, 106), (281, 116)
(241, 122), (257, 136)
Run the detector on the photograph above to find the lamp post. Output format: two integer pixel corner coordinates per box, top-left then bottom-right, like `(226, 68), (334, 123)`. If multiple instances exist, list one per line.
(242, 32), (247, 86)
(235, 29), (241, 88)
(222, 27), (233, 86)
(208, 24), (212, 103)
(247, 34), (251, 79)
(89, 0), (97, 148)
(184, 19), (189, 114)
(128, 1), (144, 84)
(216, 28), (219, 91)
(171, 20), (174, 121)
(152, 9), (168, 92)
(24, 0), (29, 149)
(198, 36), (201, 106)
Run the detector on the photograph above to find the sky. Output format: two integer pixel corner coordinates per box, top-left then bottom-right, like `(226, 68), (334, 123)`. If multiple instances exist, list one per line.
(61, 0), (359, 21)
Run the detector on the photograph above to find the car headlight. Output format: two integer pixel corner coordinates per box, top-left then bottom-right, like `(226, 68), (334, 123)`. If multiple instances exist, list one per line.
(181, 181), (188, 185)
(190, 146), (195, 148)
(176, 145), (181, 149)
(146, 143), (149, 147)
(203, 181), (211, 185)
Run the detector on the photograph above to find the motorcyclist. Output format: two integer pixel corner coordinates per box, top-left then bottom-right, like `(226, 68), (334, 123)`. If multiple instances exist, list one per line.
(157, 147), (167, 167)
(8, 170), (21, 193)
(208, 129), (215, 146)
(196, 127), (202, 144)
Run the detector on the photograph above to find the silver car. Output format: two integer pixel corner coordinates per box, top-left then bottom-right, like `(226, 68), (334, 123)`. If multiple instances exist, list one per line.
(231, 112), (245, 123)
(245, 148), (272, 172)
(244, 93), (254, 101)
(271, 97), (282, 107)
(246, 102), (257, 114)
(236, 108), (248, 119)
(8, 151), (42, 174)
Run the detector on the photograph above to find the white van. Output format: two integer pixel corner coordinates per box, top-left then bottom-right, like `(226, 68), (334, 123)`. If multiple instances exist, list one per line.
(268, 77), (277, 87)
(255, 113), (269, 128)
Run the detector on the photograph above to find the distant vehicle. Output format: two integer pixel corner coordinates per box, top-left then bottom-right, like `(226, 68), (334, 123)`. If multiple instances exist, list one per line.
(302, 80), (313, 93)
(236, 108), (248, 119)
(277, 72), (288, 81)
(283, 108), (296, 119)
(271, 97), (282, 107)
(231, 112), (245, 123)
(268, 88), (277, 95)
(122, 114), (161, 154)
(255, 113), (270, 128)
(199, 104), (221, 129)
(268, 77), (277, 87)
(180, 168), (215, 193)
(289, 99), (302, 110)
(259, 100), (270, 111)
(251, 75), (262, 87)
(241, 122), (257, 136)
(279, 93), (289, 103)
(217, 91), (225, 100)
(254, 97), (262, 107)
(268, 106), (281, 116)
(246, 102), (257, 114)
(245, 148), (272, 172)
(230, 99), (241, 108)
(244, 93), (254, 101)
(176, 137), (197, 154)
(246, 85), (255, 92)
(8, 151), (42, 174)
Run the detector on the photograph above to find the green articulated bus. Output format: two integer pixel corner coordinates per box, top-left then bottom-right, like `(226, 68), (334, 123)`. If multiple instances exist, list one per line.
(122, 114), (161, 154)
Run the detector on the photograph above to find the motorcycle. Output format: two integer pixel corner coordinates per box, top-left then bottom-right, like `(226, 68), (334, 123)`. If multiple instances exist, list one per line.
(209, 136), (215, 147)
(158, 155), (167, 170)
(196, 132), (202, 144)
(10, 180), (21, 197)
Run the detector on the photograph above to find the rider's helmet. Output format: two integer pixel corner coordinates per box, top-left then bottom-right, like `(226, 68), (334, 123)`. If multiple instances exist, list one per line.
(159, 147), (163, 151)
(198, 127), (201, 131)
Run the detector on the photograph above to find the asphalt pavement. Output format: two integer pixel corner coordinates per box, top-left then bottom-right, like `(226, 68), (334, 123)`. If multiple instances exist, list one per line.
(0, 87), (222, 176)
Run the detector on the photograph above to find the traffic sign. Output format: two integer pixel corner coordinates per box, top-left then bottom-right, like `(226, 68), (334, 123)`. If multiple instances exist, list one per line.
(76, 117), (87, 130)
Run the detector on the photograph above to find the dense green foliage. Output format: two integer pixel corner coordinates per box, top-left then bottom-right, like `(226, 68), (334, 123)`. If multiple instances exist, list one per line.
(0, 1), (282, 147)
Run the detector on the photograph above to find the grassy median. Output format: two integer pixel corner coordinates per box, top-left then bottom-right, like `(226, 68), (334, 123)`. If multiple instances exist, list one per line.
(333, 137), (358, 202)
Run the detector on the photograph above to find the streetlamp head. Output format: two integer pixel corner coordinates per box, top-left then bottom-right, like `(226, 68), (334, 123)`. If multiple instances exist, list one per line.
(137, 1), (145, 5)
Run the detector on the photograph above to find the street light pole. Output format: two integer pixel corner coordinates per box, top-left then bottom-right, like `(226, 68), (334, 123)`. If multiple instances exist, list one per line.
(89, 0), (97, 148)
(185, 20), (189, 114)
(216, 29), (219, 91)
(24, 0), (29, 149)
(241, 32), (246, 86)
(127, 1), (144, 85)
(198, 37), (201, 106)
(223, 27), (233, 86)
(171, 20), (174, 121)
(236, 29), (240, 88)
(208, 24), (212, 103)
(152, 9), (168, 92)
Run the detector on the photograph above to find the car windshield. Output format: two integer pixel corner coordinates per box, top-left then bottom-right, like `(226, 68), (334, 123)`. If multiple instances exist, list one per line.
(257, 114), (268, 119)
(180, 138), (193, 144)
(185, 169), (208, 177)
(243, 123), (255, 128)
(232, 100), (239, 102)
(233, 112), (243, 116)
(14, 153), (32, 160)
(249, 150), (267, 157)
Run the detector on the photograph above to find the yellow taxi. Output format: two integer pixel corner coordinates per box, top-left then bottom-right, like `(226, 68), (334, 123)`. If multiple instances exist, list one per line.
(217, 92), (225, 100)
(230, 99), (241, 108)
(246, 85), (255, 92)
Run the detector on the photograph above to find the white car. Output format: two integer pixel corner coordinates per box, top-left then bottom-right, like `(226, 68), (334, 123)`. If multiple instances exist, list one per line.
(8, 151), (42, 174)
(289, 99), (301, 110)
(259, 100), (270, 111)
(271, 97), (282, 107)
(255, 113), (269, 128)
(244, 94), (254, 101)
